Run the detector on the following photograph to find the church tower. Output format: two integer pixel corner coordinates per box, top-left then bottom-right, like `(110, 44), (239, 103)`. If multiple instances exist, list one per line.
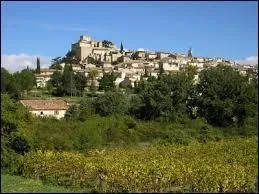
(188, 47), (193, 58)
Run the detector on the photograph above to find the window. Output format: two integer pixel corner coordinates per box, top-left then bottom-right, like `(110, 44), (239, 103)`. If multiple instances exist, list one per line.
(54, 110), (59, 115)
(40, 111), (43, 115)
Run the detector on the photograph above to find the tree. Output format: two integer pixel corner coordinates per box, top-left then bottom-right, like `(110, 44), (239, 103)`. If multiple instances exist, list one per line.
(45, 81), (53, 94)
(62, 50), (80, 65)
(1, 68), (12, 93)
(88, 69), (99, 93)
(93, 91), (128, 116)
(119, 77), (132, 90)
(64, 104), (78, 120)
(50, 71), (64, 96)
(36, 57), (40, 74)
(74, 72), (87, 96)
(1, 68), (21, 99)
(120, 42), (124, 53)
(2, 68), (36, 99)
(194, 64), (258, 127)
(49, 57), (62, 69)
(62, 64), (76, 96)
(102, 40), (114, 48)
(182, 64), (198, 80)
(50, 71), (63, 88)
(131, 72), (194, 121)
(158, 62), (164, 75)
(77, 97), (96, 121)
(98, 72), (117, 91)
(12, 69), (36, 97)
(1, 94), (32, 171)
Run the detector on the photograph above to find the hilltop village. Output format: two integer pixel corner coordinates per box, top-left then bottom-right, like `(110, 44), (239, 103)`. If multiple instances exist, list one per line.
(35, 35), (258, 89)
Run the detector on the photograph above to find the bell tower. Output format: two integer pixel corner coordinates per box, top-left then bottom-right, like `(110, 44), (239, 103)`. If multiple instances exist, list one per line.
(188, 47), (193, 58)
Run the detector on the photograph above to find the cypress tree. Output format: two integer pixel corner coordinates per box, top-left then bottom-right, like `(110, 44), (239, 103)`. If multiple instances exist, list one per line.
(120, 42), (124, 53)
(36, 57), (41, 73)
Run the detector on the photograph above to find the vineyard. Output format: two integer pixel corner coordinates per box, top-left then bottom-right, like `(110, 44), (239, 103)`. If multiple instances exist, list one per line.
(22, 137), (258, 192)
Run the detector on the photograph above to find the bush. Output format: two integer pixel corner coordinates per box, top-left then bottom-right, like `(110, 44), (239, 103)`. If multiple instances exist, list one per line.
(1, 142), (24, 175)
(93, 92), (128, 116)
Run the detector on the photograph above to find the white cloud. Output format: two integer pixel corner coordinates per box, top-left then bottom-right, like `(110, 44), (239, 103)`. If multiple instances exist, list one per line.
(1, 53), (52, 73)
(235, 56), (258, 66)
(137, 48), (145, 51)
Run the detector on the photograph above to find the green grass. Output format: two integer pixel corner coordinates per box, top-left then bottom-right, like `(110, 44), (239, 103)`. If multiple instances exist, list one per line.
(1, 174), (80, 193)
(26, 89), (83, 103)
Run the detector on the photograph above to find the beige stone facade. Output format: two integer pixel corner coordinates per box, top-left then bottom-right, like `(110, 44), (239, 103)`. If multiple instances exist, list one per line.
(20, 99), (69, 119)
(37, 35), (250, 90)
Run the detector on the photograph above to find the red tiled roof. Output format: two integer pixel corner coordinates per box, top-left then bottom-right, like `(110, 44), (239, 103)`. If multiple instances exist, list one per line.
(20, 99), (69, 110)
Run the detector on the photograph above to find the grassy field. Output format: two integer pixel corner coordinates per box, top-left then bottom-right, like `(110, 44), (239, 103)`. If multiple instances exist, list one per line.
(1, 174), (79, 193)
(26, 89), (84, 104)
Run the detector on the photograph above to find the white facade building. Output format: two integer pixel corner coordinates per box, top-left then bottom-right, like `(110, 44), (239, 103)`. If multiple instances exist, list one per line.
(20, 99), (69, 119)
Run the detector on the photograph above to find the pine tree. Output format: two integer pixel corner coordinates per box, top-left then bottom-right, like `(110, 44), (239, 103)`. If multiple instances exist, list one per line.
(120, 42), (124, 53)
(36, 57), (41, 73)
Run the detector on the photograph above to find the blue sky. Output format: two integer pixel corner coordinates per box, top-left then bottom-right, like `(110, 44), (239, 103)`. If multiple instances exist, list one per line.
(1, 1), (258, 72)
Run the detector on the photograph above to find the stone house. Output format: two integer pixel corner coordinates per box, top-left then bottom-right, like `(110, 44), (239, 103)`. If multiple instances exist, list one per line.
(36, 69), (62, 88)
(35, 74), (51, 88)
(157, 52), (170, 59)
(146, 52), (157, 60)
(104, 53), (112, 62)
(125, 51), (133, 57)
(160, 61), (180, 72)
(40, 68), (57, 76)
(72, 64), (82, 71)
(20, 99), (69, 119)
(118, 55), (131, 63)
(111, 52), (122, 62)
(133, 51), (146, 59)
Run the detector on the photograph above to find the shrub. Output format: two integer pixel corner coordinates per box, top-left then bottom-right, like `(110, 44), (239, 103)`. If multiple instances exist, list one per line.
(93, 92), (128, 116)
(1, 142), (24, 175)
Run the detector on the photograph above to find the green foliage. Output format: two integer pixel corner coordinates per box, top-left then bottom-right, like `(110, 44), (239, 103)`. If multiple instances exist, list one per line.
(64, 104), (78, 120)
(98, 72), (117, 91)
(74, 72), (87, 95)
(195, 65), (258, 127)
(102, 40), (114, 48)
(120, 42), (124, 53)
(1, 68), (13, 94)
(1, 174), (78, 193)
(1, 94), (32, 174)
(50, 71), (63, 88)
(63, 50), (80, 64)
(1, 139), (24, 175)
(50, 64), (87, 96)
(14, 69), (36, 92)
(22, 137), (258, 192)
(131, 72), (194, 121)
(62, 64), (76, 95)
(119, 77), (132, 90)
(77, 97), (96, 121)
(36, 57), (40, 74)
(49, 57), (62, 69)
(1, 68), (36, 99)
(45, 80), (53, 93)
(93, 92), (128, 116)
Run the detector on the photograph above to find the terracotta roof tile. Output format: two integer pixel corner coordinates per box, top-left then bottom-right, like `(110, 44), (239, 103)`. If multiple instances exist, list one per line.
(20, 100), (69, 110)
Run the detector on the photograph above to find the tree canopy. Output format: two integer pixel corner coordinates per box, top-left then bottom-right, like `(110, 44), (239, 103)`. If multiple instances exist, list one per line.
(102, 40), (114, 48)
(98, 72), (117, 91)
(194, 64), (258, 127)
